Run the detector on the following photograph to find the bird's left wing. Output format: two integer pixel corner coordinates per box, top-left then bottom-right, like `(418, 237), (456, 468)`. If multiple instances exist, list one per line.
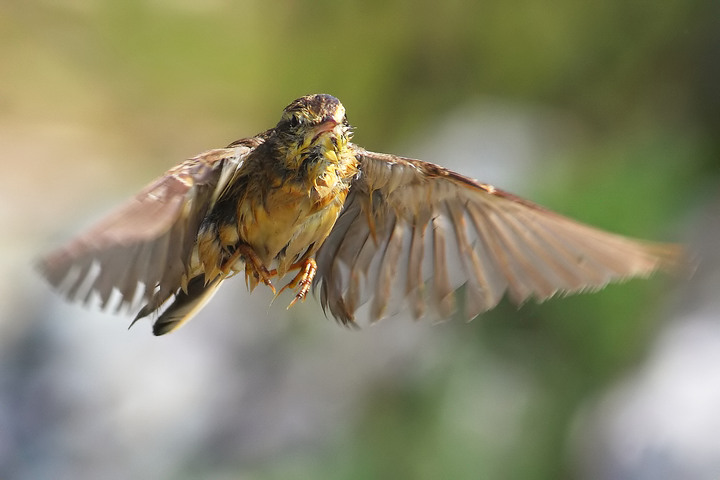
(39, 142), (258, 314)
(314, 149), (681, 325)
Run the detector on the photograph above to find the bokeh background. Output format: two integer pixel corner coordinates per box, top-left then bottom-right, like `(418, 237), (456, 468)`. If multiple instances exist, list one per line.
(2, 1), (719, 479)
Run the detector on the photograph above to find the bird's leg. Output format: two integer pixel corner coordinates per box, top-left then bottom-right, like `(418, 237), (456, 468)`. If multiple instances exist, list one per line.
(277, 258), (317, 309)
(222, 244), (276, 294)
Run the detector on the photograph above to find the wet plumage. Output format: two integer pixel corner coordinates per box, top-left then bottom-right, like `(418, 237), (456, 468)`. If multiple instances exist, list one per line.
(39, 94), (681, 335)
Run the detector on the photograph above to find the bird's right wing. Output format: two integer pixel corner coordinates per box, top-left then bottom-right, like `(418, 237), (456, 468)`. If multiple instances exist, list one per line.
(39, 142), (259, 314)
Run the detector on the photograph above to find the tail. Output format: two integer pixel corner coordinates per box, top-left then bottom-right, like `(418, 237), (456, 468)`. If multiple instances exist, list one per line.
(132, 275), (224, 336)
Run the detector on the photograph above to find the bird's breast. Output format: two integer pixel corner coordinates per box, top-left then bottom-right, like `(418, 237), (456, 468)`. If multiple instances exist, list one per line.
(233, 153), (357, 276)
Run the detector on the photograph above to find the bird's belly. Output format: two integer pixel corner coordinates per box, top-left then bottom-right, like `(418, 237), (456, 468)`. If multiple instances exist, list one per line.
(239, 183), (347, 276)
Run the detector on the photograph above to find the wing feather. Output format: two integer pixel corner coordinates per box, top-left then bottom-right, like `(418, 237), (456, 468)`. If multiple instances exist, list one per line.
(445, 202), (496, 318)
(314, 147), (682, 325)
(39, 144), (256, 314)
(370, 216), (400, 321)
(406, 223), (426, 319)
(431, 216), (456, 318)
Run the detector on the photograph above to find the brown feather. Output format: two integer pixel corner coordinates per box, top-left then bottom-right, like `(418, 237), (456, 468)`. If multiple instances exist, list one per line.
(150, 276), (224, 336)
(314, 148), (683, 324)
(39, 145), (254, 320)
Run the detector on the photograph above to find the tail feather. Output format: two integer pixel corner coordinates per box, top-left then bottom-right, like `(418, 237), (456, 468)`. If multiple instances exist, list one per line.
(139, 275), (224, 336)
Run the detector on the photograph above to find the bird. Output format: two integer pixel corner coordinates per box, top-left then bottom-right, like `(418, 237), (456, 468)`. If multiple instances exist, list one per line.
(39, 93), (682, 335)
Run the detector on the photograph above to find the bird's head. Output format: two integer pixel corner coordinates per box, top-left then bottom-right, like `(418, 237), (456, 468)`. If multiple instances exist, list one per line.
(272, 94), (352, 166)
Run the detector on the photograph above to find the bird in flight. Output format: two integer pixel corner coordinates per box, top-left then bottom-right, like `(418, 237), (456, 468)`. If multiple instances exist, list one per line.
(39, 94), (681, 335)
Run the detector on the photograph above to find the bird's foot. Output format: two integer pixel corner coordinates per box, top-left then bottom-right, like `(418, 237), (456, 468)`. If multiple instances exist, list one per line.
(277, 258), (317, 309)
(222, 244), (276, 294)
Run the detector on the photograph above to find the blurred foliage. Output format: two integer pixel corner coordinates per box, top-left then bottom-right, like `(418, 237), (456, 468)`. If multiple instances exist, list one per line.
(2, 0), (718, 479)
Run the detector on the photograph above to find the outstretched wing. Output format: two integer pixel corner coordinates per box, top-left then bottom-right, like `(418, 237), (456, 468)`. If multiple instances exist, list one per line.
(39, 142), (258, 313)
(315, 149), (681, 325)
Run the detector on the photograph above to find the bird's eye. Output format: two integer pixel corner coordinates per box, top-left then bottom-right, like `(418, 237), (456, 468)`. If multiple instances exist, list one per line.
(288, 116), (300, 128)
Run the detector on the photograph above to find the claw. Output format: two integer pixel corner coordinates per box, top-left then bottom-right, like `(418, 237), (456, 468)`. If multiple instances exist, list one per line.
(277, 258), (317, 309)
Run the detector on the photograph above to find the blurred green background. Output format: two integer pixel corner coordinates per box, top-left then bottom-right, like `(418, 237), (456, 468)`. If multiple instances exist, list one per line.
(1, 1), (718, 479)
